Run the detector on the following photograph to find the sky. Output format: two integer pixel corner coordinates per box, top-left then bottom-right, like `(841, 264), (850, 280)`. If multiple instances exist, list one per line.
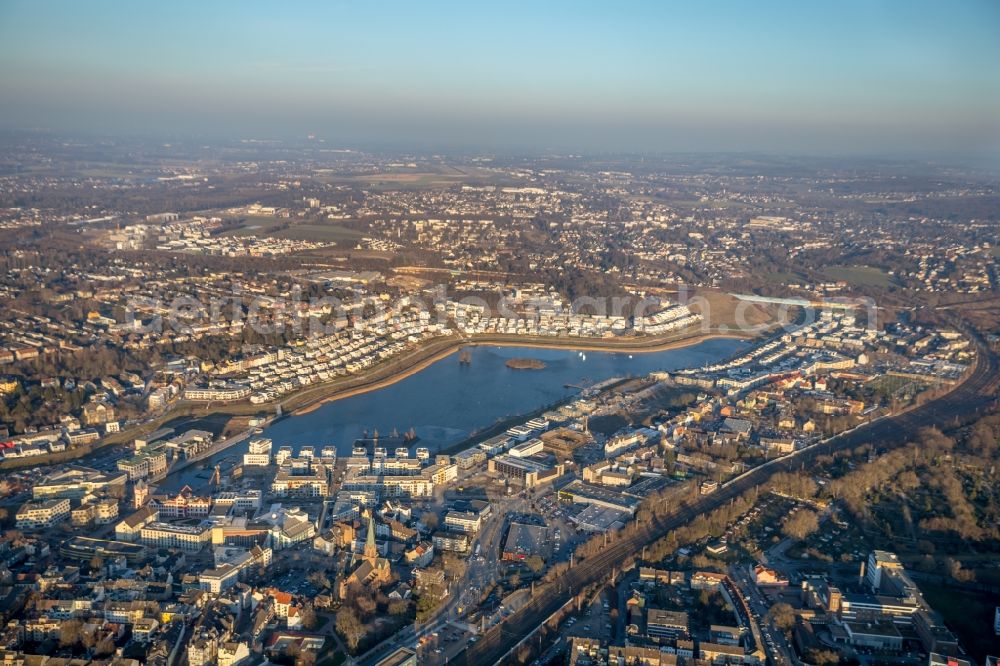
(1, 0), (998, 157)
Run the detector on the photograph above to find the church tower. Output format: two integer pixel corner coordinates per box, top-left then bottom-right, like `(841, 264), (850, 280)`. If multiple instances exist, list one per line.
(363, 514), (378, 562)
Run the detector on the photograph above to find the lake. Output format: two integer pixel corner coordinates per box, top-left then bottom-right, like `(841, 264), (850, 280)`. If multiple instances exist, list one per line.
(160, 338), (744, 490)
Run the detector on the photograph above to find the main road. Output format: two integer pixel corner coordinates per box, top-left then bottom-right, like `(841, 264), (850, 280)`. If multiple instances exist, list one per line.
(449, 335), (998, 665)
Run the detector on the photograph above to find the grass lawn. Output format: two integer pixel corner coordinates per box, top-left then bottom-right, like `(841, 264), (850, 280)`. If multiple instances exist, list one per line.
(822, 265), (897, 288)
(351, 172), (468, 189)
(271, 224), (364, 242)
(318, 651), (346, 666)
(866, 374), (923, 400)
(690, 289), (777, 329)
(761, 271), (806, 285)
(224, 222), (364, 242)
(220, 217), (287, 235)
(920, 582), (1000, 663)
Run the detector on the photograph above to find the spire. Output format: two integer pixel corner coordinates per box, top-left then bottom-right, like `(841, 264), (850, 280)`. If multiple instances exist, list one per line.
(364, 514), (377, 561)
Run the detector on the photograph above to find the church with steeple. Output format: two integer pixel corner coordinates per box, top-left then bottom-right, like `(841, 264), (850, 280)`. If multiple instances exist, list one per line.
(338, 512), (391, 599)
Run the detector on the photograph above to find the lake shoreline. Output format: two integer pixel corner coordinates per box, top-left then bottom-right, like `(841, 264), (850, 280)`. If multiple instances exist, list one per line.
(2, 331), (750, 472)
(289, 330), (750, 416)
(155, 338), (751, 489)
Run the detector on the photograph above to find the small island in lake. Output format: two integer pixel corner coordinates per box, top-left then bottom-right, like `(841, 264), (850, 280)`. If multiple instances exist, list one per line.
(505, 358), (547, 370)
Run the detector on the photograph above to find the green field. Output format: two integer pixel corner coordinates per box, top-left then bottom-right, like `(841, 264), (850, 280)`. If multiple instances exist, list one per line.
(867, 374), (921, 392)
(323, 169), (477, 190)
(221, 216), (287, 235)
(224, 222), (364, 243)
(271, 224), (364, 242)
(357, 175), (467, 190)
(865, 373), (928, 404)
(822, 265), (897, 288)
(762, 271), (806, 285)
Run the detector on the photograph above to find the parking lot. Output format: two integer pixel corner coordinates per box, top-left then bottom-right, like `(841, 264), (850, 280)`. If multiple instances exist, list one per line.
(531, 491), (588, 561)
(564, 589), (613, 643)
(418, 622), (477, 665)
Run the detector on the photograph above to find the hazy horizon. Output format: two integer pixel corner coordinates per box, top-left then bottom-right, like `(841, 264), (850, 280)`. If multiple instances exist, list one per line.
(2, 1), (998, 160)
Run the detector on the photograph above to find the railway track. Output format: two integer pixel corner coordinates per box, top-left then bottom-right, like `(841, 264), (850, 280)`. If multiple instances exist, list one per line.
(452, 337), (998, 665)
